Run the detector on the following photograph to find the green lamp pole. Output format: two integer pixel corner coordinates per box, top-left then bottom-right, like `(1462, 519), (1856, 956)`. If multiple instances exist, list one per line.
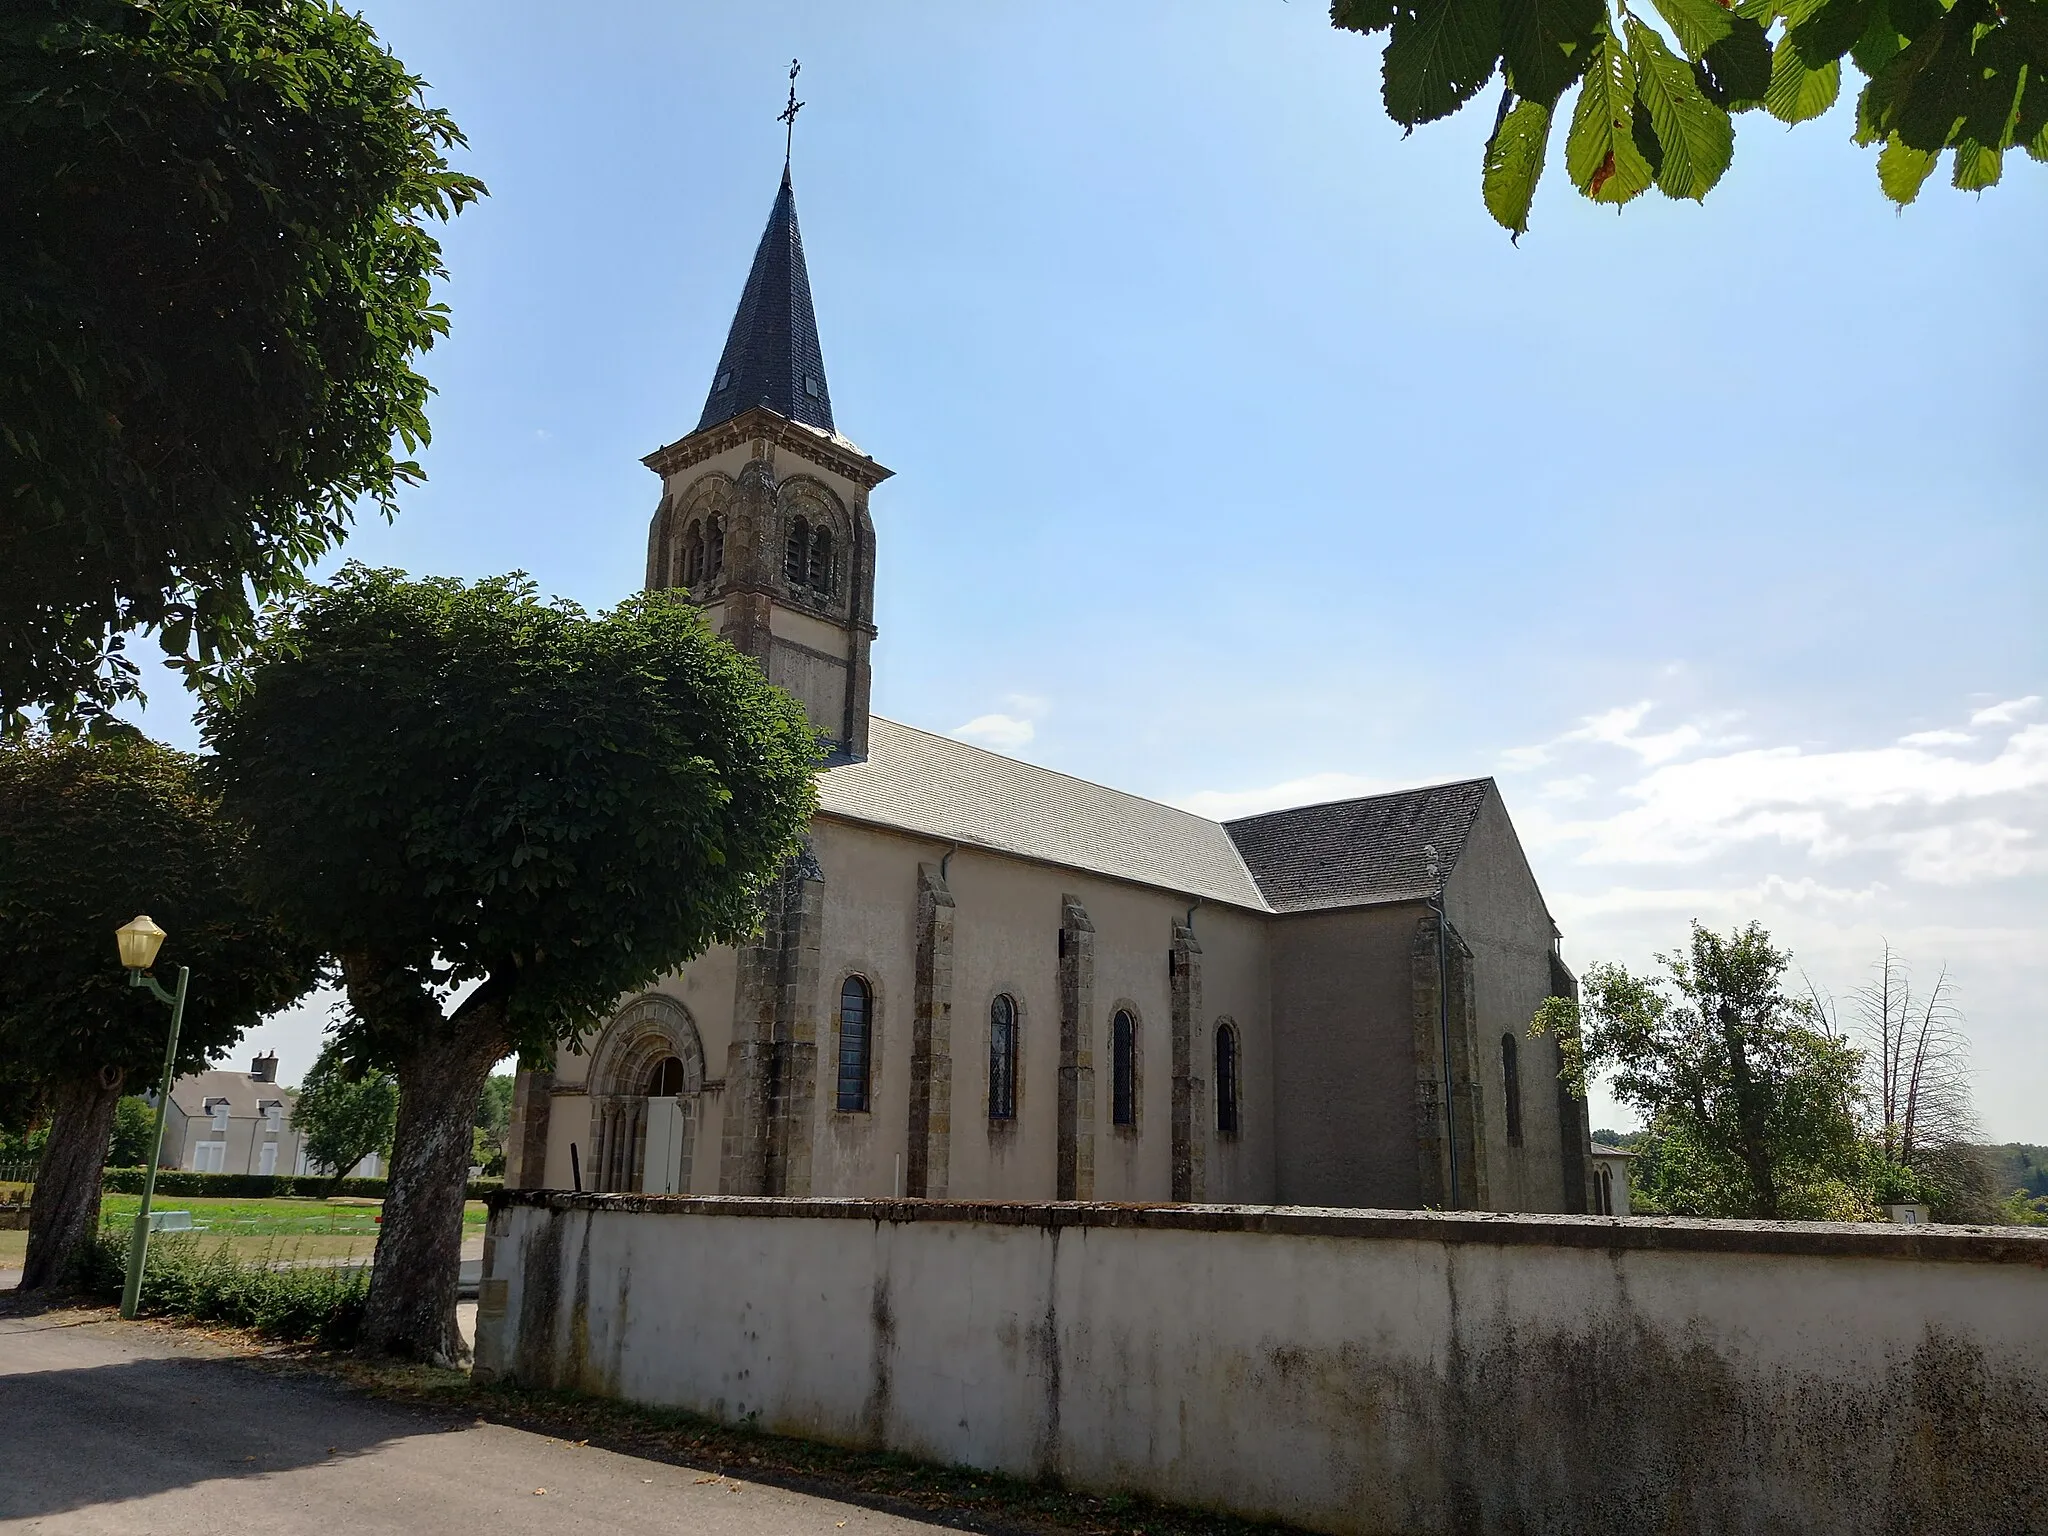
(116, 914), (189, 1320)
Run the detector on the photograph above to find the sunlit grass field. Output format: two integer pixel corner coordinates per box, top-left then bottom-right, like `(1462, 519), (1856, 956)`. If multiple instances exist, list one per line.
(0, 1194), (487, 1271)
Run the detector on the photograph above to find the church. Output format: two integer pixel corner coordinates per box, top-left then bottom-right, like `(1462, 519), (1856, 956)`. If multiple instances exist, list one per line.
(503, 167), (1593, 1216)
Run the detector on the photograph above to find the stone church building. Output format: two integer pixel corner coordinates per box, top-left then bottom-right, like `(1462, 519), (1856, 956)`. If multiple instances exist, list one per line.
(505, 169), (1593, 1215)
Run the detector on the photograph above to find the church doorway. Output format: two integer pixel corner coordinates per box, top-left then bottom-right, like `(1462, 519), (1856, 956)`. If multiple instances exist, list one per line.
(586, 995), (705, 1194)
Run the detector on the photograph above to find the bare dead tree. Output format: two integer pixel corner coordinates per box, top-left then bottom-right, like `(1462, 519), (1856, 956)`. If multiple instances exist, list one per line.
(1857, 943), (1977, 1162)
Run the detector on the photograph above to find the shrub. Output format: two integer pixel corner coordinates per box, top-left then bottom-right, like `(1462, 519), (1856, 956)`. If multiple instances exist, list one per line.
(78, 1228), (368, 1347)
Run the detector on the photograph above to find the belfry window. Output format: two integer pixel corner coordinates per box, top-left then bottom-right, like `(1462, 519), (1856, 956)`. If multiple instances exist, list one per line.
(837, 975), (872, 1113)
(1502, 1032), (1523, 1147)
(808, 527), (834, 596)
(1215, 1022), (1240, 1137)
(1111, 1009), (1136, 1128)
(785, 515), (810, 584)
(706, 514), (724, 577)
(683, 521), (705, 586)
(989, 994), (1018, 1121)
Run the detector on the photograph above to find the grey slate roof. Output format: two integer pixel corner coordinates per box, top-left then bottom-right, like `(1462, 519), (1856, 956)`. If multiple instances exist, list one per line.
(1222, 779), (1492, 913)
(696, 167), (836, 436)
(818, 719), (1270, 909)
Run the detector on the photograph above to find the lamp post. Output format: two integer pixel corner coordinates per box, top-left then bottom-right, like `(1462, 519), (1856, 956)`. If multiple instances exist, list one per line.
(116, 915), (189, 1320)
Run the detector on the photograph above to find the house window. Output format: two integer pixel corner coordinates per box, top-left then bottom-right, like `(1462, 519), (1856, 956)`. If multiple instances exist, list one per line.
(1215, 1022), (1240, 1137)
(785, 515), (810, 584)
(1501, 1033), (1523, 1147)
(647, 1056), (686, 1098)
(1110, 1009), (1136, 1128)
(836, 976), (872, 1113)
(258, 1142), (278, 1176)
(263, 1102), (282, 1134)
(192, 1141), (226, 1174)
(989, 994), (1018, 1121)
(208, 1101), (229, 1133)
(808, 526), (834, 596)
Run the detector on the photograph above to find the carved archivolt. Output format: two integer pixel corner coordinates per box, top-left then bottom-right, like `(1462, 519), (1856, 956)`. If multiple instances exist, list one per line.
(585, 993), (706, 1193)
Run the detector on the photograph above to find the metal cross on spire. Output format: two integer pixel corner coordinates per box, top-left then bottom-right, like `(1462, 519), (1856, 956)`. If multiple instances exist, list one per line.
(778, 59), (804, 166)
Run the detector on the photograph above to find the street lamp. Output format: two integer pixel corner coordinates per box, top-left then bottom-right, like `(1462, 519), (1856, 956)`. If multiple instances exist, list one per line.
(116, 915), (189, 1320)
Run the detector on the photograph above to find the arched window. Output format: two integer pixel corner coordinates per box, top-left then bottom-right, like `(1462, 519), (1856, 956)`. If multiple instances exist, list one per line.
(1501, 1032), (1523, 1147)
(785, 515), (810, 583)
(808, 526), (834, 595)
(646, 1055), (687, 1098)
(683, 522), (704, 586)
(1596, 1165), (1614, 1216)
(836, 975), (872, 1113)
(989, 994), (1018, 1121)
(1214, 1022), (1240, 1137)
(706, 514), (724, 577)
(1111, 1009), (1136, 1128)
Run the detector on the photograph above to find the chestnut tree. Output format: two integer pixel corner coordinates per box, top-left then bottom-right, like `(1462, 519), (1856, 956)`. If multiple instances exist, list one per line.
(203, 567), (820, 1363)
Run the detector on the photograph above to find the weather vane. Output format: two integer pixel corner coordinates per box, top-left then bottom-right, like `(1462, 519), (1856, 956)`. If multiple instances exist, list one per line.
(779, 59), (804, 166)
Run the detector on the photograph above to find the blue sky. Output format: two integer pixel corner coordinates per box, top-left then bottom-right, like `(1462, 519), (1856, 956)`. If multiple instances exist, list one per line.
(127, 3), (2044, 1138)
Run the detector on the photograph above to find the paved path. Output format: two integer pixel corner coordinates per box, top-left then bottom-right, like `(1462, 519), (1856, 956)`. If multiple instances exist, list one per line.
(0, 1310), (963, 1534)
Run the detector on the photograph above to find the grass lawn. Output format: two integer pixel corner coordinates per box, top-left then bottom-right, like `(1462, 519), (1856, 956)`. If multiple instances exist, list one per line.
(0, 1194), (487, 1273)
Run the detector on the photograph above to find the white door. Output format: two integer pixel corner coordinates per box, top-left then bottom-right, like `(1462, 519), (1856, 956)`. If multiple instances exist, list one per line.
(258, 1142), (278, 1175)
(641, 1098), (687, 1194)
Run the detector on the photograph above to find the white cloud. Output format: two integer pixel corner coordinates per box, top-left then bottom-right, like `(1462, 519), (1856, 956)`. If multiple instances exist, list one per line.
(952, 713), (1036, 751)
(1971, 695), (2041, 726)
(1500, 700), (1725, 771)
(1898, 729), (1973, 747)
(1175, 771), (1396, 822)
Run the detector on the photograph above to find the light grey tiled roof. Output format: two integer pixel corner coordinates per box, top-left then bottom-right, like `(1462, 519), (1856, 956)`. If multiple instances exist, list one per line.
(818, 719), (1271, 909)
(169, 1069), (294, 1119)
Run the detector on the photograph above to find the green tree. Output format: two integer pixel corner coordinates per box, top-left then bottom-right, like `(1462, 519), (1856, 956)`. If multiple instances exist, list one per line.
(473, 1074), (515, 1178)
(0, 0), (483, 729)
(105, 1095), (155, 1167)
(1533, 921), (1867, 1218)
(1331, 0), (2047, 238)
(0, 733), (318, 1286)
(294, 1043), (399, 1195)
(203, 567), (820, 1361)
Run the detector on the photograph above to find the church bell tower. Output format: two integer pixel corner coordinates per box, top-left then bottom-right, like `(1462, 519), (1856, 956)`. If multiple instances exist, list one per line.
(642, 165), (890, 761)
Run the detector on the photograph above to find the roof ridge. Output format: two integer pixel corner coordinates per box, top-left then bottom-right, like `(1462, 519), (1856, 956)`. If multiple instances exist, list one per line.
(1220, 774), (1495, 828)
(868, 716), (1239, 831)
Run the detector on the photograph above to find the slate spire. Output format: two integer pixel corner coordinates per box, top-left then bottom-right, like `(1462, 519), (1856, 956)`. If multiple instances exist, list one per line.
(695, 166), (836, 436)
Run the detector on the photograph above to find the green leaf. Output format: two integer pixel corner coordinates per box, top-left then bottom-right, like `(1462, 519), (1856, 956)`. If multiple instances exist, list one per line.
(1849, 0), (1906, 76)
(1567, 28), (1657, 202)
(1866, 0), (1984, 150)
(2017, 64), (2048, 159)
(1333, 0), (1400, 33)
(1500, 0), (1604, 104)
(1700, 17), (1775, 107)
(1875, 134), (1940, 200)
(1484, 92), (1557, 235)
(1950, 137), (2003, 189)
(1383, 0), (1506, 125)
(1628, 16), (1737, 198)
(1765, 31), (1843, 121)
(1789, 0), (1875, 67)
(1652, 0), (1736, 59)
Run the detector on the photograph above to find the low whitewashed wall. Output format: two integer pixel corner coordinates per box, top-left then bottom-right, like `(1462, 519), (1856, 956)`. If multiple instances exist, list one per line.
(475, 1194), (2048, 1535)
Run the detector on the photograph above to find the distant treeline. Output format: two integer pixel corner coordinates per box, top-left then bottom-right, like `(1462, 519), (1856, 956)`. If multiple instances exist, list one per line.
(1595, 1133), (2048, 1199)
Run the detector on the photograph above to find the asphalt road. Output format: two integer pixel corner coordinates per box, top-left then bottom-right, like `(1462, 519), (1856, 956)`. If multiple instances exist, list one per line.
(0, 1309), (961, 1534)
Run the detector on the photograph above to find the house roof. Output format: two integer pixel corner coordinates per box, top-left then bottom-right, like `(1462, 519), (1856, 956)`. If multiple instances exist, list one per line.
(694, 166), (835, 437)
(169, 1069), (293, 1120)
(818, 719), (1271, 909)
(1222, 779), (1493, 913)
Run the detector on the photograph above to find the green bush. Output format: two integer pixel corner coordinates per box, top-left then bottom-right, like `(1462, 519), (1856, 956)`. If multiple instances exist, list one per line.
(78, 1229), (368, 1347)
(99, 1168), (504, 1200)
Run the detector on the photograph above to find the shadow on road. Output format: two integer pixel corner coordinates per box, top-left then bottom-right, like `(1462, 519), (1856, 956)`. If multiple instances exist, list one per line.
(0, 1332), (464, 1522)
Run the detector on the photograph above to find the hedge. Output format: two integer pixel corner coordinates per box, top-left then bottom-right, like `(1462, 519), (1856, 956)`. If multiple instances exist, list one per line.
(76, 1229), (369, 1347)
(100, 1168), (504, 1201)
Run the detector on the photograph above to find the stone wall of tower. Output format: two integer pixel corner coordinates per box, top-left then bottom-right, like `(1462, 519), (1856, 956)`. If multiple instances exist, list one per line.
(642, 410), (887, 760)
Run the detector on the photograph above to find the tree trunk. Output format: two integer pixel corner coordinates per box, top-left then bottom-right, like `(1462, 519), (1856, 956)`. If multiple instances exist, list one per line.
(358, 1002), (508, 1364)
(22, 1069), (123, 1290)
(1719, 1003), (1779, 1219)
